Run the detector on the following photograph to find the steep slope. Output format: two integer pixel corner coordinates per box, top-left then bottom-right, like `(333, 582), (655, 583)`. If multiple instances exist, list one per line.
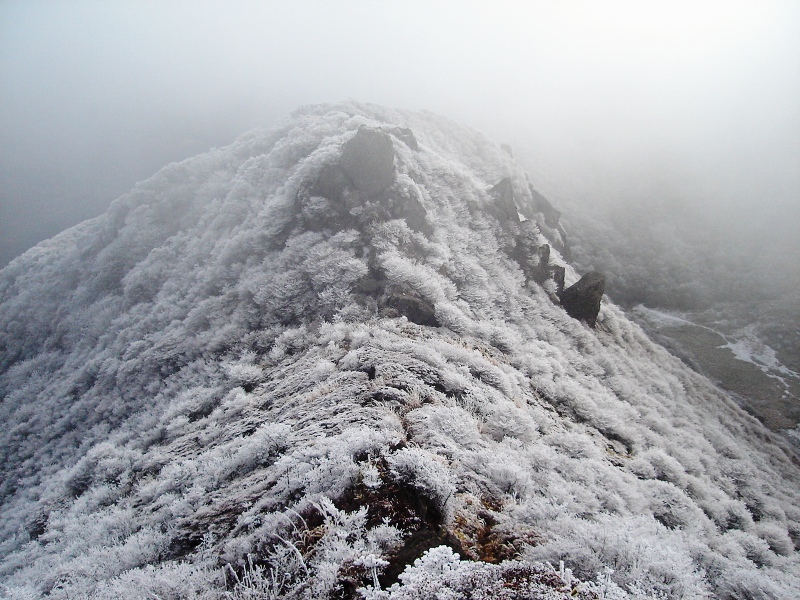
(561, 200), (800, 438)
(1, 103), (799, 599)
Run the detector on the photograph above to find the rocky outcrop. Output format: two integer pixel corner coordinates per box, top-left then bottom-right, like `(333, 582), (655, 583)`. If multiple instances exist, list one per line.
(341, 127), (396, 195)
(384, 290), (439, 327)
(509, 223), (545, 283)
(304, 133), (574, 323)
(487, 178), (568, 298)
(551, 265), (565, 295)
(383, 126), (419, 151)
(559, 271), (605, 327)
(301, 126), (431, 236)
(529, 185), (561, 229)
(488, 178), (521, 225)
(523, 182), (571, 261)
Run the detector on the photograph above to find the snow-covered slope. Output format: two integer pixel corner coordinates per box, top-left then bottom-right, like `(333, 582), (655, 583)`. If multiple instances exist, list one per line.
(1, 103), (799, 599)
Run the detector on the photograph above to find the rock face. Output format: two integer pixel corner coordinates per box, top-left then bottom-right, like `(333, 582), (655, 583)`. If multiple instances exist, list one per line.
(559, 271), (605, 327)
(529, 185), (561, 228)
(488, 178), (521, 225)
(551, 265), (566, 295)
(341, 127), (396, 195)
(383, 126), (419, 150)
(302, 126), (431, 236)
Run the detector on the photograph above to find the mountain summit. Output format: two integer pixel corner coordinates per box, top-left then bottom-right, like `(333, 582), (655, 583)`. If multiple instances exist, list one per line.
(1, 103), (799, 598)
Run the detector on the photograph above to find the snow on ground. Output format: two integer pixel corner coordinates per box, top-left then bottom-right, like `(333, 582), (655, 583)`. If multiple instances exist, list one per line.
(1, 103), (799, 599)
(634, 304), (800, 393)
(722, 326), (800, 381)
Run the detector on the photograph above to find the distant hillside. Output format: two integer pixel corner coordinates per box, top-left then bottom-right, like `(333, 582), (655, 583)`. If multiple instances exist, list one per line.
(1, 103), (799, 599)
(561, 191), (800, 439)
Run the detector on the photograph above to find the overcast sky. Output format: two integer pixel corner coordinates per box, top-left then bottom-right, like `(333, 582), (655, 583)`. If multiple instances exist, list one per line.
(1, 0), (798, 267)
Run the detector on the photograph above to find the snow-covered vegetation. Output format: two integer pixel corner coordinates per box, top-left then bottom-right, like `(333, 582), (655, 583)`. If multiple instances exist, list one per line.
(1, 102), (799, 598)
(562, 186), (800, 439)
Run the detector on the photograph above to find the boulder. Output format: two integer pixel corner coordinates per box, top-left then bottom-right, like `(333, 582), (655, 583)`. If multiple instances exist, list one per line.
(559, 272), (605, 328)
(384, 292), (439, 327)
(341, 127), (396, 195)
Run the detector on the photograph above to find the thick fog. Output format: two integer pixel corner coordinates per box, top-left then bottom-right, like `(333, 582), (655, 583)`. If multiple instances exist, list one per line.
(2, 0), (798, 287)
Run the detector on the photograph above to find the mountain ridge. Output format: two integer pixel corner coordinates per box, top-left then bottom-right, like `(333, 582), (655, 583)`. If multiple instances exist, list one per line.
(1, 102), (799, 599)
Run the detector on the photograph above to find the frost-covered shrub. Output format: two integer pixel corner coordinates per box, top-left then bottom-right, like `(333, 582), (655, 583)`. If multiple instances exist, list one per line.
(524, 515), (709, 598)
(360, 546), (603, 600)
(386, 447), (456, 519)
(62, 442), (140, 498)
(1, 102), (800, 599)
(79, 561), (224, 600)
(754, 520), (795, 557)
(402, 405), (483, 451)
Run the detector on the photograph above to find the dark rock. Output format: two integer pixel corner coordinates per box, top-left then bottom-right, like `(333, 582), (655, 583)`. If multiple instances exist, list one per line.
(559, 272), (605, 328)
(488, 178), (521, 224)
(312, 163), (351, 202)
(537, 244), (550, 268)
(301, 162), (359, 232)
(26, 513), (48, 541)
(528, 185), (561, 228)
(509, 222), (547, 284)
(509, 229), (565, 293)
(385, 292), (439, 327)
(550, 265), (566, 295)
(341, 127), (396, 195)
(383, 126), (419, 151)
(395, 195), (431, 235)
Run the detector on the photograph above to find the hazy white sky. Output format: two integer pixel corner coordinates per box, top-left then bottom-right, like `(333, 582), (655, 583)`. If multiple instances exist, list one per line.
(1, 0), (798, 265)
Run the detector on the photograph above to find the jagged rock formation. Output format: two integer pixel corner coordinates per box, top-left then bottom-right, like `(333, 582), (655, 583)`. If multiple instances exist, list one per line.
(1, 103), (799, 599)
(303, 127), (565, 327)
(559, 271), (606, 328)
(526, 183), (571, 261)
(488, 178), (521, 224)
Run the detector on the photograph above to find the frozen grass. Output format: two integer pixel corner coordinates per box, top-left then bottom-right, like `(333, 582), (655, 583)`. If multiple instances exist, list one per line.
(1, 102), (799, 599)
